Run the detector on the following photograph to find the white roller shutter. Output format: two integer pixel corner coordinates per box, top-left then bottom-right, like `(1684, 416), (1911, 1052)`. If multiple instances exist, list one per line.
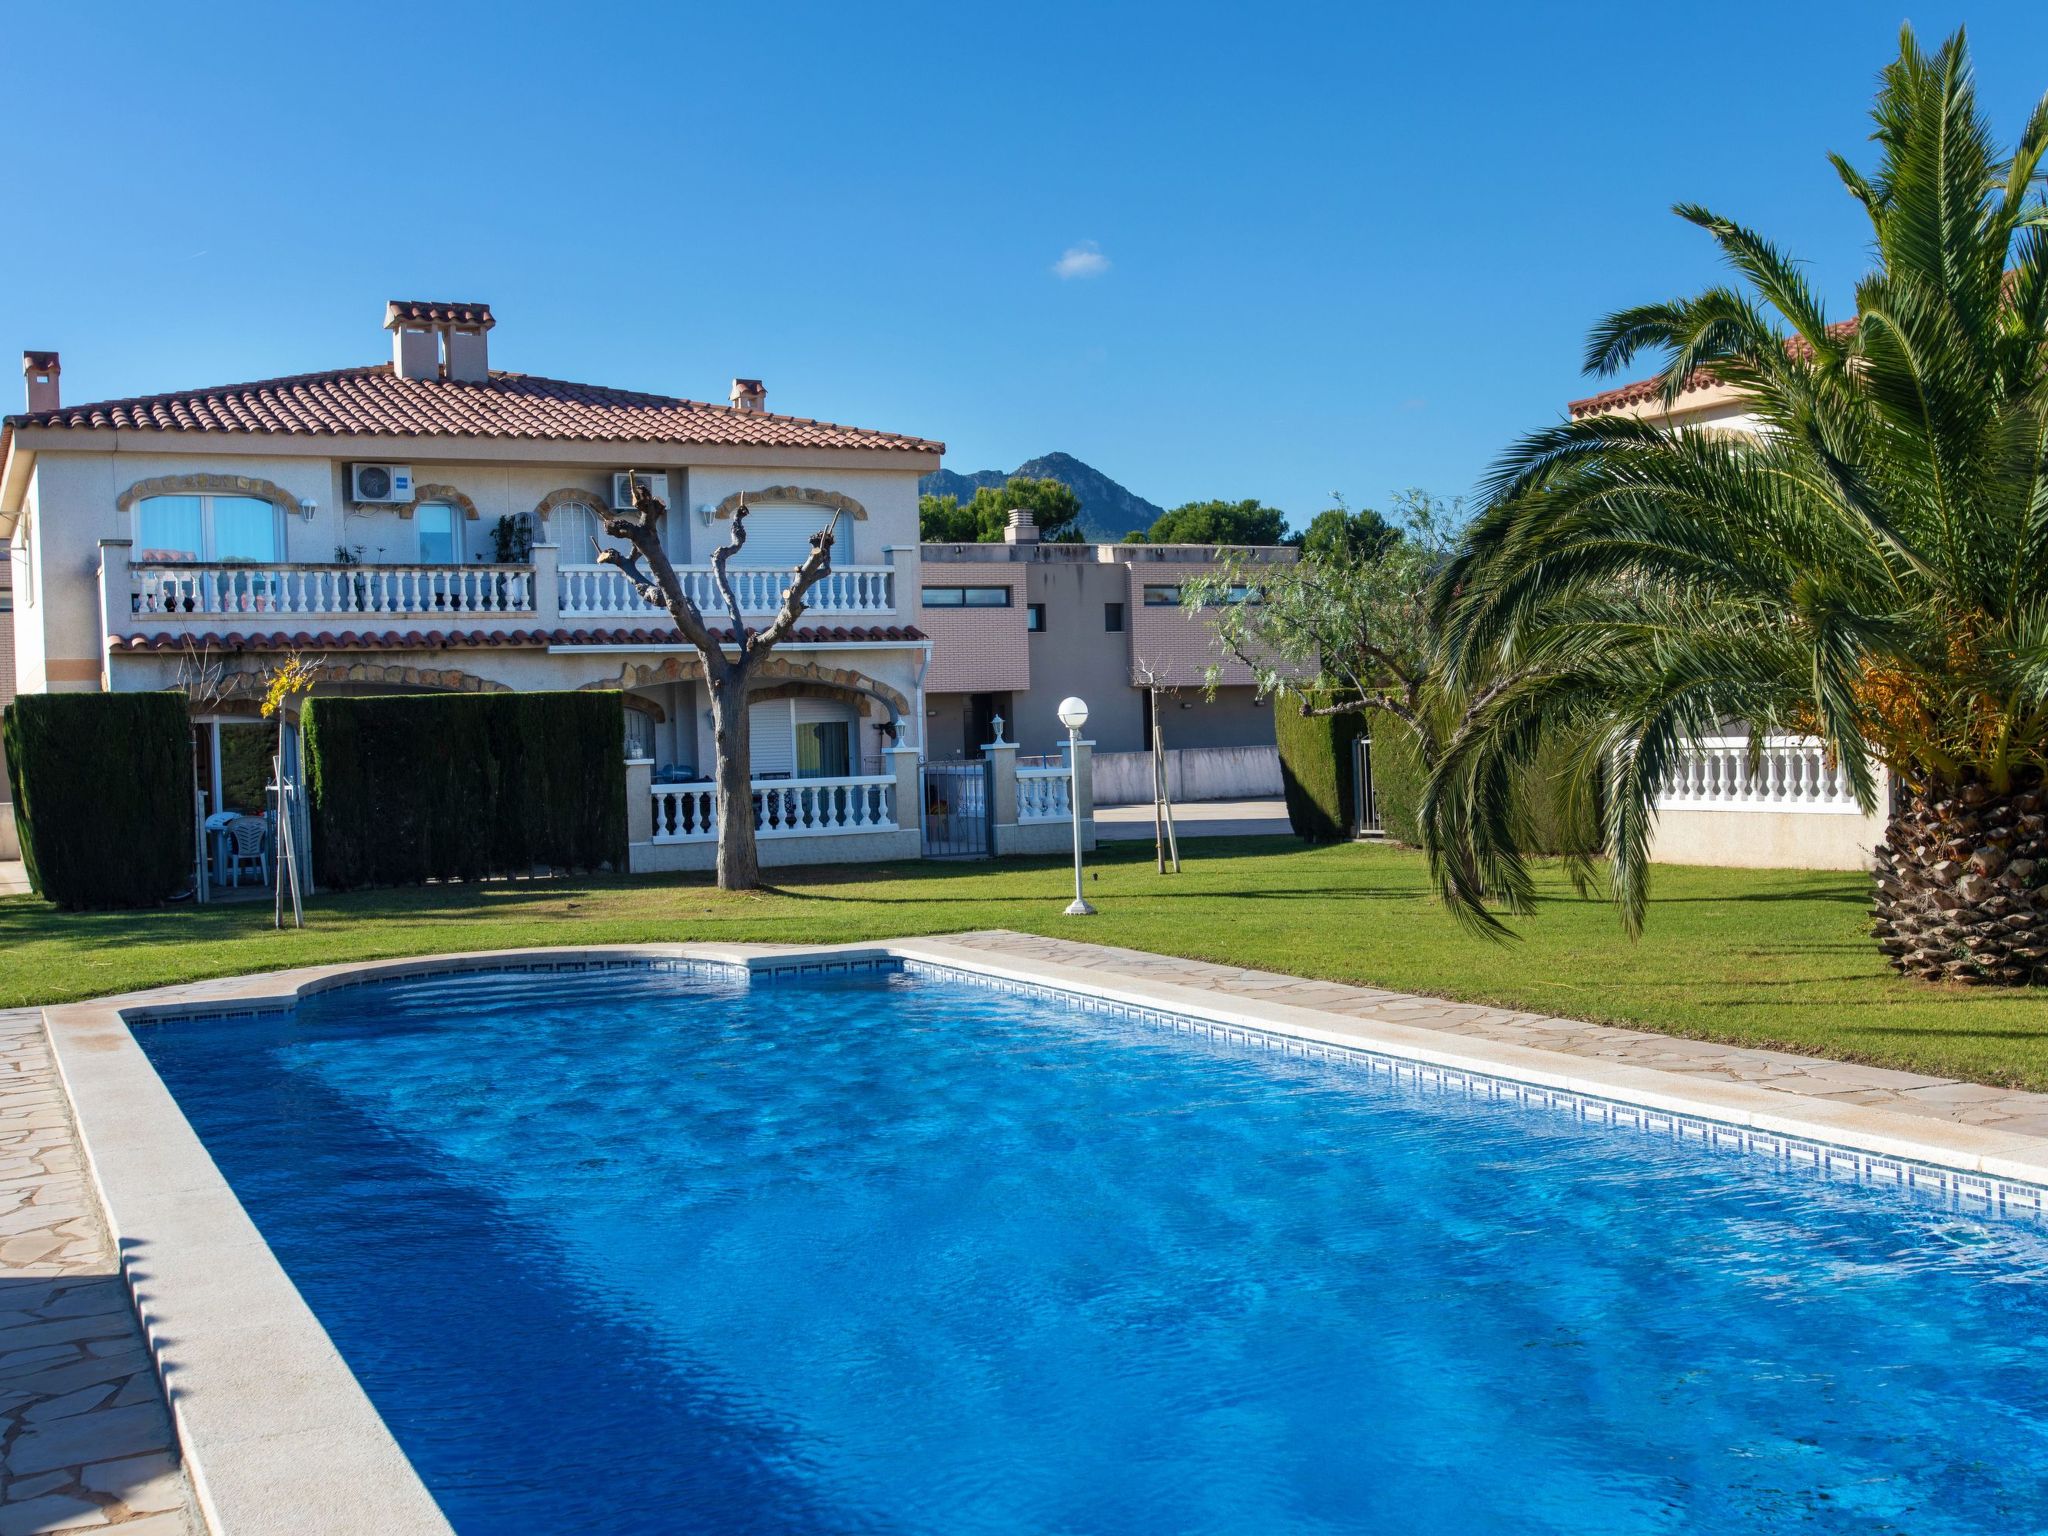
(732, 504), (848, 567)
(748, 701), (796, 777)
(792, 696), (855, 730)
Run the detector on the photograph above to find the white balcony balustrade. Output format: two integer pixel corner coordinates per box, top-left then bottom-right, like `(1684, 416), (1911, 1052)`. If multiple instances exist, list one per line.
(559, 564), (895, 620)
(1653, 736), (1861, 814)
(650, 774), (900, 843)
(1015, 765), (1074, 823)
(131, 562), (535, 618)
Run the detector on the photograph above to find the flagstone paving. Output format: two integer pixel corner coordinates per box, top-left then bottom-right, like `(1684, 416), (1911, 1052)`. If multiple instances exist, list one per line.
(0, 1009), (195, 1534)
(929, 930), (2048, 1140)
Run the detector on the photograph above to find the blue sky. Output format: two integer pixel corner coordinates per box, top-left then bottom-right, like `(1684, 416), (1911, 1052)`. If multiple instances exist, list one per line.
(5, 3), (2047, 529)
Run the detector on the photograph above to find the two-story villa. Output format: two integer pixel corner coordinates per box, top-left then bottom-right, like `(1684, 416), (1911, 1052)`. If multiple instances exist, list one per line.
(1, 303), (941, 839)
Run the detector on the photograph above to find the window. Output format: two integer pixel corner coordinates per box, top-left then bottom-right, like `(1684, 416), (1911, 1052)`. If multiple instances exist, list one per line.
(922, 586), (1012, 607)
(135, 494), (281, 565)
(416, 502), (460, 564)
(796, 719), (853, 778)
(1104, 602), (1124, 632)
(11, 521), (30, 608)
(1145, 582), (1258, 608)
(1026, 602), (1046, 633)
(733, 504), (847, 567)
(549, 501), (634, 562)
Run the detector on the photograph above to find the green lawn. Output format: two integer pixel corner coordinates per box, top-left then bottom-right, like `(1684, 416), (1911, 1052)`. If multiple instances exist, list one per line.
(3, 836), (2042, 1088)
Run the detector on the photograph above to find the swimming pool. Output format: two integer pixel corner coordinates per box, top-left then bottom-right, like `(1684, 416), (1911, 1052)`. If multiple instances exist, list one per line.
(138, 962), (2048, 1535)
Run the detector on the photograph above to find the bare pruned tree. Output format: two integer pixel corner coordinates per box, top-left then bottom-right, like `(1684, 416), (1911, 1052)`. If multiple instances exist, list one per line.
(594, 477), (839, 890)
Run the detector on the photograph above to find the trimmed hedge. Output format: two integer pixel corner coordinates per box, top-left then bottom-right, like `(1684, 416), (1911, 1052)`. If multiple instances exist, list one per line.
(1275, 702), (1596, 854)
(303, 691), (627, 889)
(1274, 703), (1369, 842)
(2, 692), (192, 908)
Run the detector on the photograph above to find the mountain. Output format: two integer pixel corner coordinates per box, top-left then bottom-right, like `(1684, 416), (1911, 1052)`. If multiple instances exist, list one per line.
(919, 452), (1165, 543)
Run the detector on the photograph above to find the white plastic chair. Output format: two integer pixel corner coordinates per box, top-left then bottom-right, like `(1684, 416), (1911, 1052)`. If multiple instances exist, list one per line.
(225, 816), (270, 889)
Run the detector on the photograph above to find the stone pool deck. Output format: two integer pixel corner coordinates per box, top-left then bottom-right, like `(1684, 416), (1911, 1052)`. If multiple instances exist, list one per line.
(14, 932), (2048, 1532)
(920, 931), (2048, 1140)
(0, 1007), (195, 1534)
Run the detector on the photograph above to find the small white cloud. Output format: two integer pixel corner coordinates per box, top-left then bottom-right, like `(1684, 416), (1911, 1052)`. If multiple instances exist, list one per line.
(1052, 241), (1111, 280)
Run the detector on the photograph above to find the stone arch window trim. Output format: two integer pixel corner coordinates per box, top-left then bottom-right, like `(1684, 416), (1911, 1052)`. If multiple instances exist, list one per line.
(202, 662), (512, 701)
(533, 486), (614, 528)
(577, 655), (909, 725)
(394, 484), (481, 522)
(117, 473), (302, 521)
(711, 486), (869, 523)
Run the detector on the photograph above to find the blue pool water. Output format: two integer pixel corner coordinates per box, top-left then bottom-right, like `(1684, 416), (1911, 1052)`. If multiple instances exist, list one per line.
(140, 965), (2048, 1535)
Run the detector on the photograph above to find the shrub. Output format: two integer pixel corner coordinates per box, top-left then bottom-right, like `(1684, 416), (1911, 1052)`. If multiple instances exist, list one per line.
(1273, 702), (1368, 842)
(1274, 699), (1595, 853)
(303, 691), (626, 889)
(2, 691), (193, 908)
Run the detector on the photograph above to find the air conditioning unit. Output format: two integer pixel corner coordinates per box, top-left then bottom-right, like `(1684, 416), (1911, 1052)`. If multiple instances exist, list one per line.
(611, 471), (670, 512)
(348, 463), (414, 504)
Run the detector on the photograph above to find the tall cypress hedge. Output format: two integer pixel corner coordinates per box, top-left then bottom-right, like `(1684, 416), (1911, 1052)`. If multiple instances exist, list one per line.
(2, 691), (192, 908)
(303, 691), (627, 888)
(1274, 700), (1596, 853)
(1273, 702), (1369, 842)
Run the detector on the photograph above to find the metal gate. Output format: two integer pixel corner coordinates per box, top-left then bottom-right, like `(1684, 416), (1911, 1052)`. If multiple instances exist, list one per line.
(1351, 734), (1384, 839)
(922, 760), (992, 857)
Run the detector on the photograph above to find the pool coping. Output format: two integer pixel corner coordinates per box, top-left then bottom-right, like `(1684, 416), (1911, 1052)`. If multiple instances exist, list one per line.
(38, 936), (2048, 1533)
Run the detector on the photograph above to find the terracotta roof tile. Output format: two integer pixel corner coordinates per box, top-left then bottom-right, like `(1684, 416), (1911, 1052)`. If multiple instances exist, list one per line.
(385, 300), (495, 328)
(1567, 320), (1859, 419)
(111, 624), (927, 653)
(6, 363), (942, 453)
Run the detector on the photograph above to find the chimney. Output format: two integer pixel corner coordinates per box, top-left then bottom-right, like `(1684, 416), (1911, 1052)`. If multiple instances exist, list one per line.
(21, 351), (59, 414)
(729, 378), (767, 414)
(384, 301), (495, 383)
(1003, 509), (1039, 545)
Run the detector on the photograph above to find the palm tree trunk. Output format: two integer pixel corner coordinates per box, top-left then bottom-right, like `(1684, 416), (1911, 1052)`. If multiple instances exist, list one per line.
(1872, 773), (2047, 985)
(710, 679), (760, 892)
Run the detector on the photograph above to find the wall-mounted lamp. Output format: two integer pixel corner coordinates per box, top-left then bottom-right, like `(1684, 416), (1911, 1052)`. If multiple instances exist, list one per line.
(299, 498), (318, 522)
(696, 503), (716, 526)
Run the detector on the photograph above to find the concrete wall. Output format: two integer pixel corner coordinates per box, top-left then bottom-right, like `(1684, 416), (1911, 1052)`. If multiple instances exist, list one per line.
(1648, 807), (1886, 871)
(1093, 743), (1282, 805)
(1014, 559), (1144, 754)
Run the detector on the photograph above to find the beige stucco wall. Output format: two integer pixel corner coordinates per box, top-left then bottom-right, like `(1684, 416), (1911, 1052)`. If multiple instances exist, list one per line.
(1648, 808), (1886, 871)
(27, 450), (920, 574)
(12, 443), (925, 706)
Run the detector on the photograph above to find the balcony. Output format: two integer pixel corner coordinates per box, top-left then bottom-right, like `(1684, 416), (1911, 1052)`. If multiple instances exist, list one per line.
(557, 563), (896, 619)
(649, 773), (901, 842)
(132, 562), (536, 619)
(116, 549), (898, 632)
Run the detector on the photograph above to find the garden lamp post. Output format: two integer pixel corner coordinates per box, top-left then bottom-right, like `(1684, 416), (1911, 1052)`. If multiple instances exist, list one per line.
(1058, 695), (1095, 916)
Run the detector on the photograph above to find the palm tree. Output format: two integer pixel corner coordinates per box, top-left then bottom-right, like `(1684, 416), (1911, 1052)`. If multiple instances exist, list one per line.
(1426, 26), (2048, 985)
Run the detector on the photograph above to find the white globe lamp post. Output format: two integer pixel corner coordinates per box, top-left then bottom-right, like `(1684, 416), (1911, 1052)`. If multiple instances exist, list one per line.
(1057, 695), (1095, 916)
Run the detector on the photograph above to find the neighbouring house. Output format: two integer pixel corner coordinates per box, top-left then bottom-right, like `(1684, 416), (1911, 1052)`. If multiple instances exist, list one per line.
(919, 510), (1295, 802)
(0, 302), (978, 874)
(1568, 333), (1889, 872)
(0, 520), (15, 859)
